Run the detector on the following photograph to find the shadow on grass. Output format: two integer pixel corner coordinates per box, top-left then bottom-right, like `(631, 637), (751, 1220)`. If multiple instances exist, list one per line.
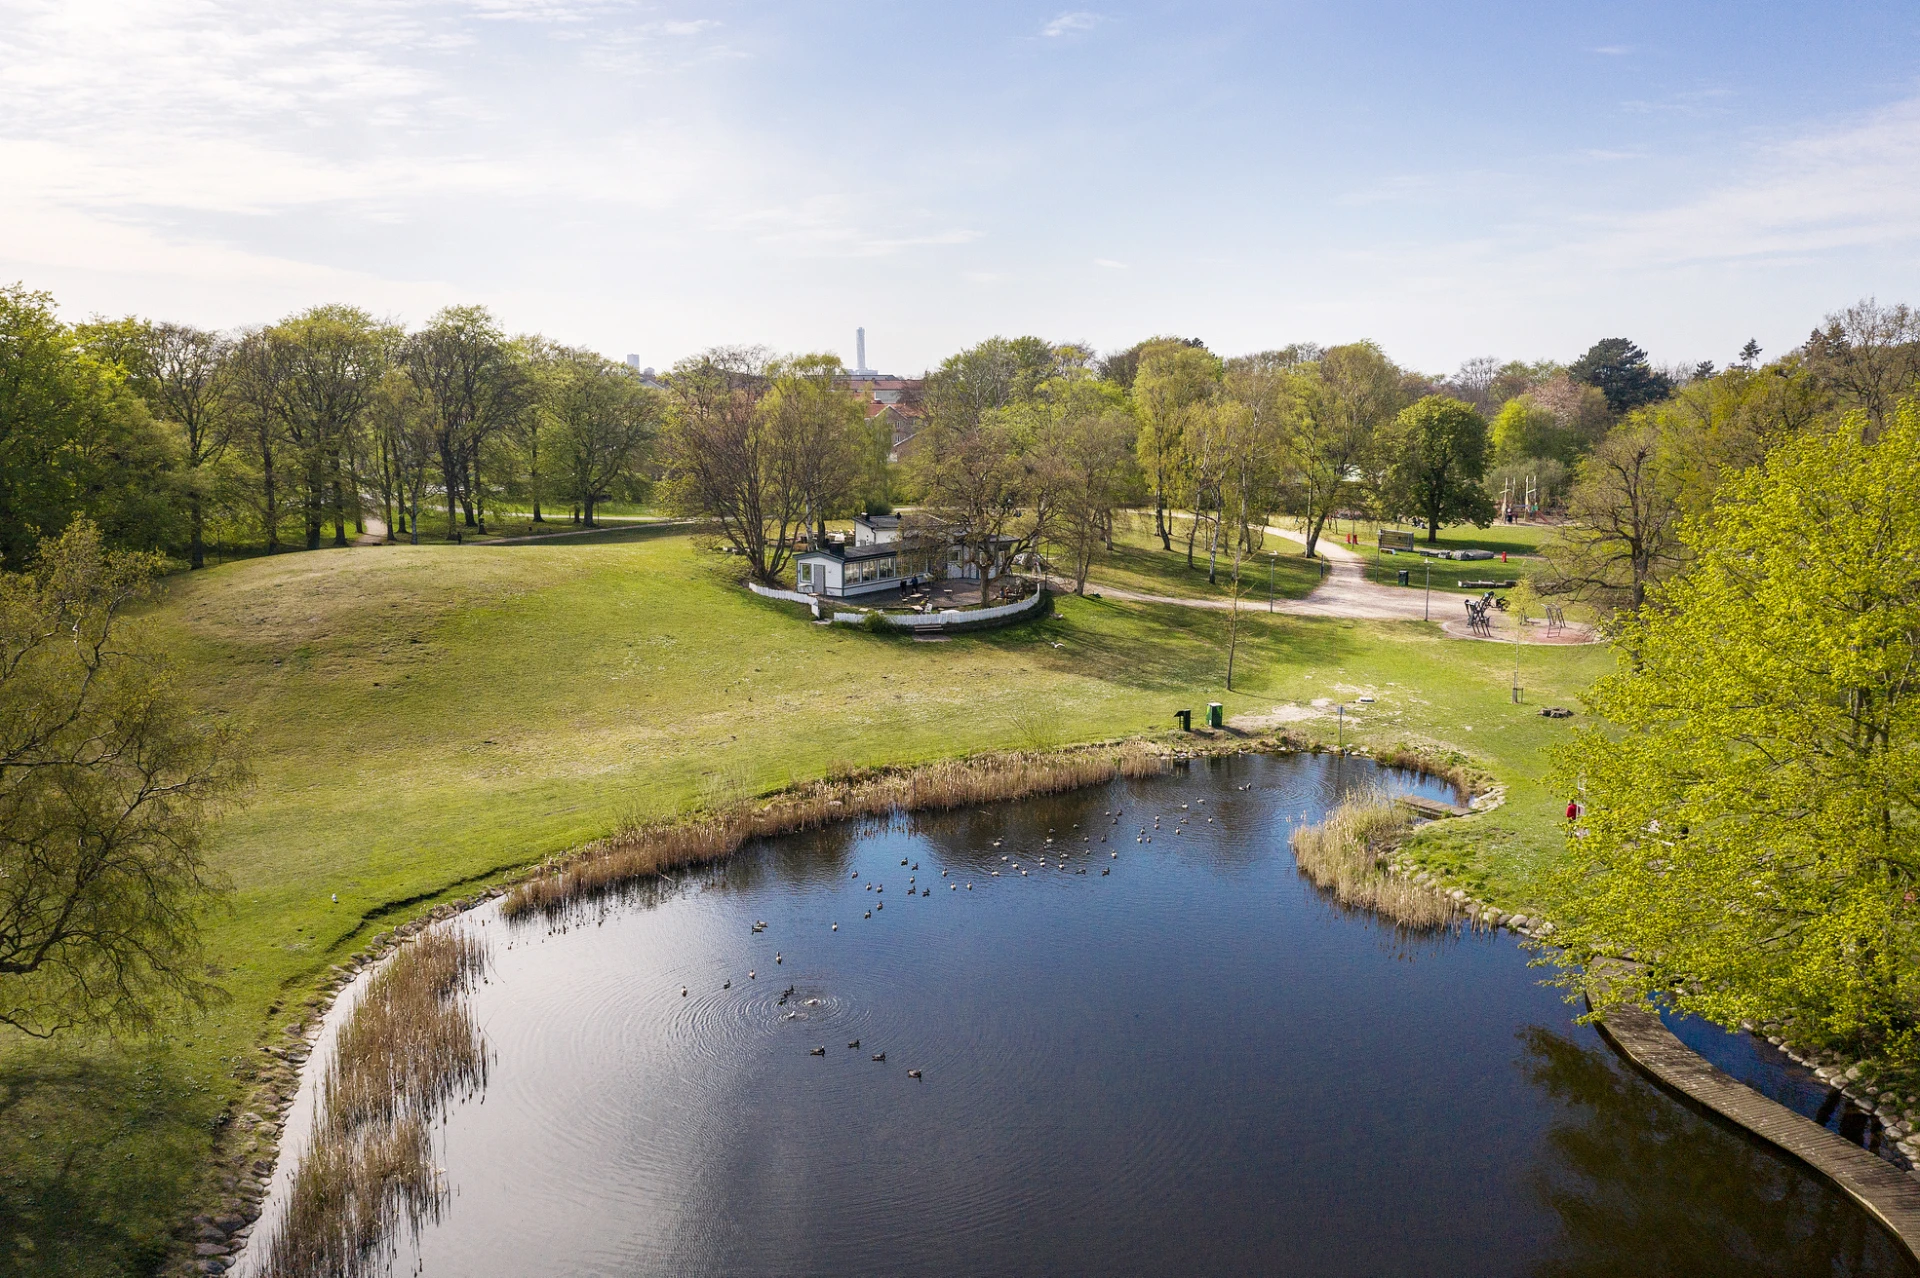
(975, 598), (1362, 696)
(0, 1041), (217, 1278)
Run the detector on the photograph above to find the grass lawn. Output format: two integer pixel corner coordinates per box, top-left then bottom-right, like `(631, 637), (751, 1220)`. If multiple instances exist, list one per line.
(0, 528), (1613, 1277)
(1074, 511), (1324, 602)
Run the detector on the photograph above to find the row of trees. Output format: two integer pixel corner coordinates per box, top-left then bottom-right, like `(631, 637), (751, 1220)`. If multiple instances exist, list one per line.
(1546, 299), (1920, 613)
(0, 286), (661, 570)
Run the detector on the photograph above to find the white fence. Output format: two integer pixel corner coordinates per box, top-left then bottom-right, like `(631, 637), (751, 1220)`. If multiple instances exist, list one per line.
(746, 582), (822, 617)
(833, 587), (1048, 632)
(750, 580), (1049, 632)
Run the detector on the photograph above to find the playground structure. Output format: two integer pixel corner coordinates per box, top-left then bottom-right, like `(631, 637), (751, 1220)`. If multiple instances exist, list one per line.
(1499, 474), (1539, 521)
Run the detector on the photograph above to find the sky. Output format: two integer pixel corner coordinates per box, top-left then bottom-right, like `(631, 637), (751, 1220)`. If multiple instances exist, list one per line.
(3, 1), (1918, 376)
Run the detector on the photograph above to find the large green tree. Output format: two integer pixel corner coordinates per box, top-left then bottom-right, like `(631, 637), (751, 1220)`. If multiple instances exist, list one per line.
(1379, 394), (1494, 543)
(0, 523), (245, 1037)
(1543, 402), (1920, 1055)
(1570, 337), (1672, 415)
(0, 286), (182, 568)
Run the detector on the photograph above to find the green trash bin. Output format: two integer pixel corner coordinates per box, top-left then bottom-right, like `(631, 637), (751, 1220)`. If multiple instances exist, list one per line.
(1397, 568), (1410, 586)
(1207, 702), (1223, 729)
(1175, 709), (1192, 731)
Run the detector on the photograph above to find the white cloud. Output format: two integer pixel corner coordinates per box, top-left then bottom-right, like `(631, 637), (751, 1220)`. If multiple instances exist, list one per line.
(1093, 258), (1127, 269)
(1040, 11), (1100, 39)
(1590, 44), (1631, 56)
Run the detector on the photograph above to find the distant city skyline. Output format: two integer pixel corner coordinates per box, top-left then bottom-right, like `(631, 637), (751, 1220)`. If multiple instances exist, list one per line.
(3, 1), (1918, 375)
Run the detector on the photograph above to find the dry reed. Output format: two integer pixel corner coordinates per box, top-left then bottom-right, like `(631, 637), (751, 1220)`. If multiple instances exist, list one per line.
(263, 930), (489, 1278)
(503, 742), (1172, 921)
(1290, 789), (1459, 930)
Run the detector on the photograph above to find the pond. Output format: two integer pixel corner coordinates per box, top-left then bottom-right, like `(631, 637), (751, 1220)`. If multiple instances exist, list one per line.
(276, 753), (1915, 1277)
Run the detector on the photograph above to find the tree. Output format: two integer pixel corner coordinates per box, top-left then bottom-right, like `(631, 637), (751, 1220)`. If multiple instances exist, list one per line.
(912, 410), (1047, 606)
(250, 306), (387, 550)
(1569, 338), (1673, 415)
(1546, 421), (1686, 613)
(1541, 402), (1920, 1057)
(758, 354), (867, 547)
(0, 522), (245, 1037)
(1801, 298), (1920, 434)
(1379, 395), (1494, 543)
(1489, 396), (1563, 467)
(1095, 334), (1208, 393)
(1052, 387), (1136, 595)
(122, 323), (237, 569)
(544, 349), (659, 527)
(1132, 343), (1219, 551)
(660, 347), (800, 585)
(404, 307), (526, 539)
(1280, 341), (1403, 560)
(367, 369), (437, 544)
(0, 287), (182, 568)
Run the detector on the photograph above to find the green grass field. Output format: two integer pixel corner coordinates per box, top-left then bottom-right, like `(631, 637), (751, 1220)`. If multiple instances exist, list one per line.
(1075, 512), (1324, 602)
(0, 524), (1613, 1277)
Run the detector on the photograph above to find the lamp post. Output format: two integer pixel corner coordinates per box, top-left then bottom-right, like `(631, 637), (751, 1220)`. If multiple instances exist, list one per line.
(1268, 551), (1276, 613)
(1424, 560), (1431, 621)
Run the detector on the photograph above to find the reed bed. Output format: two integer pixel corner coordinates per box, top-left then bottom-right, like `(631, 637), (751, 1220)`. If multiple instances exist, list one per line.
(503, 742), (1172, 921)
(263, 930), (489, 1278)
(1290, 789), (1459, 930)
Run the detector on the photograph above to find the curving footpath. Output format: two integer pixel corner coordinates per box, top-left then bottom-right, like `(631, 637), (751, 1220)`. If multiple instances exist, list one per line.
(1058, 525), (1593, 641)
(1598, 1003), (1920, 1263)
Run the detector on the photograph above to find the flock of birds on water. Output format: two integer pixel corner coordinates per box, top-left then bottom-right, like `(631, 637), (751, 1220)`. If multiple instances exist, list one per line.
(678, 786), (1258, 1083)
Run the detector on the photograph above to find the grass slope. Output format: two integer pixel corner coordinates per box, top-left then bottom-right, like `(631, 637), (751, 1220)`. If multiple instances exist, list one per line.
(1076, 512), (1324, 602)
(0, 526), (1611, 1277)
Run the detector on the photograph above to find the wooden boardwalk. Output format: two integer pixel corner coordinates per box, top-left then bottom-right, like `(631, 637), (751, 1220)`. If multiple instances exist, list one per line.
(1395, 794), (1469, 820)
(1598, 1003), (1920, 1263)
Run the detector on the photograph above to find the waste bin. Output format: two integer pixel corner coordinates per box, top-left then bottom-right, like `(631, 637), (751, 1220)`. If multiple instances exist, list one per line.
(1397, 568), (1410, 586)
(1175, 709), (1192, 731)
(1207, 702), (1223, 729)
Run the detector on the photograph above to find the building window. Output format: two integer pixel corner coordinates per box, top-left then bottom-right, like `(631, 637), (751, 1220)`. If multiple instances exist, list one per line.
(799, 562), (813, 586)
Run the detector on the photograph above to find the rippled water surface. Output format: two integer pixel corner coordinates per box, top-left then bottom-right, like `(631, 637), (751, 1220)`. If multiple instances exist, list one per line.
(387, 754), (1912, 1277)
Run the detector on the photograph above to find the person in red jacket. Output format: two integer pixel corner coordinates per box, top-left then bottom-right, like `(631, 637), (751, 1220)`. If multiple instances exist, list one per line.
(1565, 798), (1579, 821)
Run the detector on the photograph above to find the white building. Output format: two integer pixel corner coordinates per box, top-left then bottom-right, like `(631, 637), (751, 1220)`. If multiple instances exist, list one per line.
(793, 515), (1017, 600)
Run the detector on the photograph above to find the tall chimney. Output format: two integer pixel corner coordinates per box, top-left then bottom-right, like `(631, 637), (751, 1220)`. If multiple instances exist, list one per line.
(856, 327), (867, 373)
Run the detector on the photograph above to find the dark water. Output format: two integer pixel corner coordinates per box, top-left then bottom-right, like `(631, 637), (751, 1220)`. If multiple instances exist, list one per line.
(1665, 1011), (1898, 1154)
(397, 754), (1912, 1277)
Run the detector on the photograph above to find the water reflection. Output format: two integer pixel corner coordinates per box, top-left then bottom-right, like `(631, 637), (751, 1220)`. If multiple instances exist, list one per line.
(276, 754), (1909, 1278)
(1522, 1027), (1912, 1277)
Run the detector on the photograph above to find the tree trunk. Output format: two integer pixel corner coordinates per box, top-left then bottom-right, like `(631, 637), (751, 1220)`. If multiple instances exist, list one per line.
(189, 494), (205, 570)
(261, 431), (279, 555)
(1185, 508), (1199, 567)
(441, 444), (461, 540)
(1155, 496), (1172, 551)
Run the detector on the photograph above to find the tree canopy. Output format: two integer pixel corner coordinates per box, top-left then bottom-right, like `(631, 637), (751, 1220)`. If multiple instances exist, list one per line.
(1543, 402), (1920, 1054)
(1380, 395), (1494, 543)
(1570, 338), (1673, 415)
(0, 523), (244, 1037)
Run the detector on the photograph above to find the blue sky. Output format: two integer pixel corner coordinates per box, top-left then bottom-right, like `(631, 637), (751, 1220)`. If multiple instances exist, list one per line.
(2, 1), (1917, 376)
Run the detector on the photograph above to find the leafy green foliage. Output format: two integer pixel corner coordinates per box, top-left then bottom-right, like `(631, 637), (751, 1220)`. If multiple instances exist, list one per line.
(1543, 403), (1920, 1054)
(1569, 337), (1673, 415)
(0, 286), (184, 568)
(0, 523), (246, 1037)
(1380, 395), (1495, 542)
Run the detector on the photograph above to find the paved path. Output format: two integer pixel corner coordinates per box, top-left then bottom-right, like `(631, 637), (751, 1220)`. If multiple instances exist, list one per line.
(1060, 525), (1594, 642)
(1598, 1003), (1920, 1263)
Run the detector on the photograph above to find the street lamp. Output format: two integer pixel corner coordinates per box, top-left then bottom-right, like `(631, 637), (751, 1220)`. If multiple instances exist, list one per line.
(1424, 559), (1431, 621)
(1268, 551), (1277, 613)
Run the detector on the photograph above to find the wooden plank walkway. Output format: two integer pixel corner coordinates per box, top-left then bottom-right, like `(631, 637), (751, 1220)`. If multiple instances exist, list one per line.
(1395, 794), (1469, 819)
(1598, 1003), (1920, 1263)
